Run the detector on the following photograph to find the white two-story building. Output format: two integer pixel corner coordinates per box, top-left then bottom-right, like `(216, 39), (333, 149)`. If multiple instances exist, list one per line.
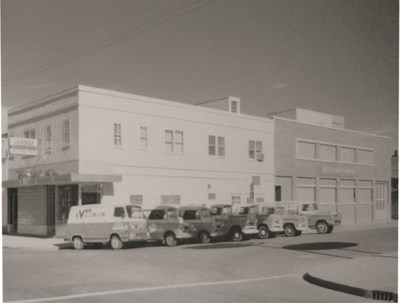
(3, 85), (274, 237)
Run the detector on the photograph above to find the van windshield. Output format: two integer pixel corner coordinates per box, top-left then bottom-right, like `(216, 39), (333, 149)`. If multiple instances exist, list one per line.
(126, 205), (145, 219)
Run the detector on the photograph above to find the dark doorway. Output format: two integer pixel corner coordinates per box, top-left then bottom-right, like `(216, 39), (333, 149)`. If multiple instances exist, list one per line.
(7, 188), (18, 233)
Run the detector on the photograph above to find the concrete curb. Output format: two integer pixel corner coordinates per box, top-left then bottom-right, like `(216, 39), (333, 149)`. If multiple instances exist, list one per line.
(303, 272), (398, 302)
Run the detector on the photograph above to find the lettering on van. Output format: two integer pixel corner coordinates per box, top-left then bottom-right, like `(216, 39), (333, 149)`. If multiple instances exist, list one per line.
(75, 209), (105, 219)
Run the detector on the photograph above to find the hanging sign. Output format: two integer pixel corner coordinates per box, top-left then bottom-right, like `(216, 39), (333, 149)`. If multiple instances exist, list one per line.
(9, 137), (38, 156)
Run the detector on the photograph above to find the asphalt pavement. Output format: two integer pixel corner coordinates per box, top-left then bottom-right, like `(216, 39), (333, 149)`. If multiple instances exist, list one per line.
(3, 220), (398, 302)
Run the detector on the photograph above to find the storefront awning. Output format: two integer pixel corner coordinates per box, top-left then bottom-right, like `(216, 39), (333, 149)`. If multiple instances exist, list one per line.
(2, 173), (122, 188)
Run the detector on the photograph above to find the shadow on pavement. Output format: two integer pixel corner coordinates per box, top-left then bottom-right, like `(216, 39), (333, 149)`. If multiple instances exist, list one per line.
(283, 242), (358, 251)
(183, 241), (260, 250)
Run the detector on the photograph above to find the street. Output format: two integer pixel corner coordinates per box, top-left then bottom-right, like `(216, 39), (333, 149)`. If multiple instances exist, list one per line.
(3, 226), (397, 303)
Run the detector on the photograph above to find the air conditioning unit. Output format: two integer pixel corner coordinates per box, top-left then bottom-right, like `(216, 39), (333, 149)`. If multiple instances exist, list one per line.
(256, 153), (264, 161)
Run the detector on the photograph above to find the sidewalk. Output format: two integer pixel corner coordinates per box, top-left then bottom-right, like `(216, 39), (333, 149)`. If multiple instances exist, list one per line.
(305, 252), (398, 301)
(2, 235), (66, 251)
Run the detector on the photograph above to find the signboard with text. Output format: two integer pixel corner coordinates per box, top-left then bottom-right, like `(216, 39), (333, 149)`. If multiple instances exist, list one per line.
(9, 137), (38, 156)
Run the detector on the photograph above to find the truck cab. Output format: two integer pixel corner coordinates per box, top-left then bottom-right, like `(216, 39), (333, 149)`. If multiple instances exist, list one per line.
(210, 204), (258, 241)
(147, 205), (194, 246)
(179, 206), (224, 243)
(298, 202), (341, 234)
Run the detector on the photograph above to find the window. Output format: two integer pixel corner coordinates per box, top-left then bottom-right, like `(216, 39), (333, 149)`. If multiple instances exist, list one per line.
(249, 140), (263, 160)
(63, 120), (70, 146)
(209, 135), (225, 156)
(296, 177), (316, 202)
(275, 186), (282, 202)
(113, 207), (125, 218)
(130, 195), (143, 205)
(319, 144), (336, 161)
(297, 141), (316, 159)
(340, 179), (356, 203)
(140, 127), (148, 148)
(114, 123), (122, 146)
(165, 130), (184, 153)
(359, 180), (373, 203)
(208, 193), (216, 200)
(45, 126), (52, 153)
(231, 100), (238, 113)
(24, 129), (36, 139)
(320, 178), (337, 204)
(358, 149), (374, 165)
(231, 196), (241, 204)
(183, 210), (200, 220)
(340, 147), (356, 163)
(161, 195), (181, 205)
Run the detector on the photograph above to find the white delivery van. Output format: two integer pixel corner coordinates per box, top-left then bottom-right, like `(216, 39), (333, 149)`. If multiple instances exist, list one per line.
(65, 204), (151, 250)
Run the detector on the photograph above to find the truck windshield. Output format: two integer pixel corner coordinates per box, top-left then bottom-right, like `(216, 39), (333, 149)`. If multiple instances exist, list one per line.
(239, 207), (249, 215)
(126, 205), (145, 219)
(210, 207), (221, 215)
(149, 209), (166, 220)
(183, 210), (200, 220)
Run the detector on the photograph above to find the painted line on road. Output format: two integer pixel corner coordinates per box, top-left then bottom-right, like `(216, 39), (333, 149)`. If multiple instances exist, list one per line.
(5, 273), (300, 303)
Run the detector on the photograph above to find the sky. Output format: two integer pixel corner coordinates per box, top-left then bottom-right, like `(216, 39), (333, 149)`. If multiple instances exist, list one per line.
(1, 0), (398, 147)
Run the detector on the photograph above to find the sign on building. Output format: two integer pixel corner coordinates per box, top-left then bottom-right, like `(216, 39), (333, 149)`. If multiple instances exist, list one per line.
(9, 137), (38, 156)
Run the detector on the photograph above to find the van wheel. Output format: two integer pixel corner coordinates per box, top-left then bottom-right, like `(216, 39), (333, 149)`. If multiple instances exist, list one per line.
(72, 237), (84, 250)
(199, 231), (211, 244)
(164, 232), (177, 247)
(110, 235), (123, 249)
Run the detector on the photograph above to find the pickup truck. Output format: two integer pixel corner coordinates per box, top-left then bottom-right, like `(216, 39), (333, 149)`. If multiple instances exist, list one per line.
(235, 204), (284, 239)
(298, 202), (341, 234)
(178, 206), (224, 243)
(147, 205), (194, 246)
(210, 204), (259, 241)
(268, 206), (308, 237)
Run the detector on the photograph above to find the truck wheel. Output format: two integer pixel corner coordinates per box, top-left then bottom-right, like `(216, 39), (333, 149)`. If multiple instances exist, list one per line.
(316, 221), (329, 234)
(230, 229), (243, 242)
(284, 224), (296, 237)
(164, 232), (177, 247)
(110, 235), (123, 249)
(199, 231), (211, 244)
(258, 226), (270, 239)
(72, 236), (84, 250)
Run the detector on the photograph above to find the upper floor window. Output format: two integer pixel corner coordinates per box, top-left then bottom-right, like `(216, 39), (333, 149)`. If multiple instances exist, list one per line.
(24, 129), (36, 139)
(63, 120), (70, 146)
(249, 140), (263, 160)
(114, 123), (122, 146)
(231, 100), (238, 113)
(165, 130), (184, 153)
(140, 126), (148, 148)
(209, 135), (225, 156)
(45, 126), (52, 153)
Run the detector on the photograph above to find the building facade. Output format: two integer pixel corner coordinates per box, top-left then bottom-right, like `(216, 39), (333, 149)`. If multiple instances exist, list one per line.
(272, 109), (393, 225)
(3, 86), (274, 237)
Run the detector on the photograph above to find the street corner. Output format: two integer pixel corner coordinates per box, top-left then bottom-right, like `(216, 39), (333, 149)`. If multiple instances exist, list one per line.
(303, 253), (398, 302)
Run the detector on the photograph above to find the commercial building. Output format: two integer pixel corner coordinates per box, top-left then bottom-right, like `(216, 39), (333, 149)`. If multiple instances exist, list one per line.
(272, 109), (393, 225)
(2, 85), (274, 237)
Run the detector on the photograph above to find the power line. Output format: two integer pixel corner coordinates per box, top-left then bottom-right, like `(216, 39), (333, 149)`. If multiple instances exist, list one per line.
(2, 0), (218, 87)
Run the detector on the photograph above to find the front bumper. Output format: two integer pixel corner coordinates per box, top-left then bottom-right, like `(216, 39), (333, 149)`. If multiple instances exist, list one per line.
(242, 226), (259, 235)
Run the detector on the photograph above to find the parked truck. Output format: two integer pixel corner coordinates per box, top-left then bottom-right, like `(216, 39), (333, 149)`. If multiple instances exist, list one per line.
(234, 204), (284, 239)
(266, 206), (308, 237)
(147, 205), (194, 246)
(178, 205), (224, 243)
(210, 204), (259, 241)
(298, 202), (341, 234)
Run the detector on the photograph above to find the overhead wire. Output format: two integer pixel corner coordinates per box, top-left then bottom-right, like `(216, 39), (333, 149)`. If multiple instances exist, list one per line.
(2, 0), (218, 87)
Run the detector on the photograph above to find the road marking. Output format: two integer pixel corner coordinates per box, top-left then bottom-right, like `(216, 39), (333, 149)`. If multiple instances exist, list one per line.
(5, 274), (299, 303)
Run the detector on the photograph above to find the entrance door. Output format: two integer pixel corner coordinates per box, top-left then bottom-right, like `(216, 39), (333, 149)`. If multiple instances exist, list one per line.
(375, 182), (388, 221)
(56, 185), (78, 237)
(7, 188), (18, 233)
